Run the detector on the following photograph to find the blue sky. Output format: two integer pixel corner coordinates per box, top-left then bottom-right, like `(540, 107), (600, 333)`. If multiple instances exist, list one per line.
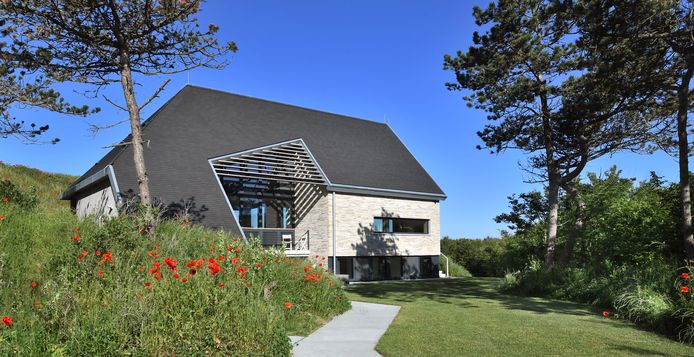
(0, 1), (681, 238)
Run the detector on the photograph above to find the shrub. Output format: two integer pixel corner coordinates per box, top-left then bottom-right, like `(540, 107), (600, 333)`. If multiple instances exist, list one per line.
(0, 180), (38, 209)
(440, 256), (472, 278)
(0, 204), (349, 355)
(614, 286), (674, 324)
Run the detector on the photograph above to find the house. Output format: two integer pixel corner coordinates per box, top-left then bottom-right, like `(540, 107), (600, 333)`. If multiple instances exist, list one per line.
(60, 85), (446, 281)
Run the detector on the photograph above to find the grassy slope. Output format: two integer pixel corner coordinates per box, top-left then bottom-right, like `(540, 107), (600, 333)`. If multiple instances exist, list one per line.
(347, 278), (694, 357)
(0, 161), (76, 210)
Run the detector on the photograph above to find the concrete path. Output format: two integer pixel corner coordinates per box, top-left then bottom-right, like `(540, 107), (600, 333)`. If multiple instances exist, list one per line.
(292, 301), (400, 357)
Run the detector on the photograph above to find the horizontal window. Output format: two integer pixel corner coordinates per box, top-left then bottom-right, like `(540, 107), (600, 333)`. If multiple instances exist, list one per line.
(373, 217), (429, 234)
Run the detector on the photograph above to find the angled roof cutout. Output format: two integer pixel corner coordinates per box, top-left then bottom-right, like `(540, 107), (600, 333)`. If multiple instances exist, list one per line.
(209, 139), (330, 186)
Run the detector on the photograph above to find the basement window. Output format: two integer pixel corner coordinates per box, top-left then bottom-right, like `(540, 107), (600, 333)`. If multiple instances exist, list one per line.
(373, 217), (429, 234)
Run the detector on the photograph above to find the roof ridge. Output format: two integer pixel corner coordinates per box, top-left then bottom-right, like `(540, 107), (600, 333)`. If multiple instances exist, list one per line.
(184, 84), (390, 128)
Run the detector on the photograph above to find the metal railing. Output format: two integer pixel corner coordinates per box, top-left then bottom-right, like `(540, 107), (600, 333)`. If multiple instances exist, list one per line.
(243, 228), (309, 251)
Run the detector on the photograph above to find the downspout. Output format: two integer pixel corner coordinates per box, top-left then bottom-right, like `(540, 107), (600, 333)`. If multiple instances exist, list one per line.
(332, 192), (337, 273)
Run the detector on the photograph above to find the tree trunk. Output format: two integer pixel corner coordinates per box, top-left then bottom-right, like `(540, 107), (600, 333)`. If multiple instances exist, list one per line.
(119, 59), (153, 220)
(545, 178), (560, 268)
(678, 68), (694, 258)
(559, 184), (585, 266)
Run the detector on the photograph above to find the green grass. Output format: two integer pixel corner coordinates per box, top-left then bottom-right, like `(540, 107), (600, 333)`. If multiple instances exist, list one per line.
(347, 278), (694, 357)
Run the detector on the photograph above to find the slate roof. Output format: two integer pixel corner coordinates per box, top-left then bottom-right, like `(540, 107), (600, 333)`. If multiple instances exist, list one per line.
(62, 85), (445, 233)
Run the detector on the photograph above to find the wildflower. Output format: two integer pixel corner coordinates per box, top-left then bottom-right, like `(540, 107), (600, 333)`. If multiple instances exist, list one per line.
(173, 273), (180, 279)
(1, 197), (7, 203)
(164, 257), (178, 271)
(144, 282), (152, 287)
(284, 301), (293, 309)
(72, 235), (80, 241)
(153, 245), (160, 250)
(75, 227), (80, 232)
(186, 260), (196, 267)
(2, 316), (12, 327)
(681, 286), (690, 293)
(149, 268), (158, 274)
(81, 250), (88, 256)
(153, 261), (161, 267)
(98, 270), (104, 277)
(139, 268), (145, 273)
(218, 283), (225, 287)
(209, 249), (214, 253)
(682, 273), (690, 279)
(181, 278), (188, 283)
(139, 227), (146, 234)
(0, 216), (5, 221)
(602, 311), (610, 317)
(31, 281), (37, 288)
(246, 282), (251, 287)
(189, 268), (197, 275)
(330, 281), (335, 286)
(77, 255), (84, 261)
(231, 257), (240, 265)
(236, 247), (241, 253)
(208, 259), (221, 275)
(226, 246), (234, 252)
(147, 251), (159, 258)
(33, 300), (40, 309)
(218, 255), (225, 261)
(154, 275), (162, 281)
(95, 251), (101, 256)
(101, 252), (113, 264)
(256, 263), (262, 268)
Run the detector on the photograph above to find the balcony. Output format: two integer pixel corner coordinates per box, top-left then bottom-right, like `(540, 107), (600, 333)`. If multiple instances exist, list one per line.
(243, 228), (309, 257)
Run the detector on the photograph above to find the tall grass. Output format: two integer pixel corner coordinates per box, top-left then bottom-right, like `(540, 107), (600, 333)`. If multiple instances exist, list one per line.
(0, 164), (350, 355)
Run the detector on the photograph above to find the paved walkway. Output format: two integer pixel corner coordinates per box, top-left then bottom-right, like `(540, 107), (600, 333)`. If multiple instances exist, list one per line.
(292, 301), (400, 357)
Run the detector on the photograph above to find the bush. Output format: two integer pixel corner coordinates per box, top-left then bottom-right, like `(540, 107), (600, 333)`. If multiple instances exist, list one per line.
(614, 286), (673, 325)
(0, 204), (349, 355)
(0, 180), (38, 210)
(440, 256), (472, 278)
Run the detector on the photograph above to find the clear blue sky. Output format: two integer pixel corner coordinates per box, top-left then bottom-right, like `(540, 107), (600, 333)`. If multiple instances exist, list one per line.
(0, 1), (681, 238)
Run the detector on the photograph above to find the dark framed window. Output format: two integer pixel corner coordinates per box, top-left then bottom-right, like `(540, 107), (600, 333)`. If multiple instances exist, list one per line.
(373, 217), (429, 234)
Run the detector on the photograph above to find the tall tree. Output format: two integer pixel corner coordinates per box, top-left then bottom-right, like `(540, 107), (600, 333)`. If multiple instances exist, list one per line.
(444, 0), (665, 267)
(580, 0), (693, 256)
(1, 0), (237, 224)
(0, 19), (94, 143)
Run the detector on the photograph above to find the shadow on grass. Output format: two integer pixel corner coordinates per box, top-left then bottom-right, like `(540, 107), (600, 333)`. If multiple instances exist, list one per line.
(346, 278), (594, 317)
(609, 344), (688, 357)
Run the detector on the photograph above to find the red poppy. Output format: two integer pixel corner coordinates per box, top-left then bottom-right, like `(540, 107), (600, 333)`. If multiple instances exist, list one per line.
(0, 216), (5, 221)
(218, 255), (225, 261)
(330, 281), (335, 286)
(164, 257), (178, 271)
(208, 260), (221, 275)
(75, 227), (80, 232)
(231, 257), (240, 265)
(226, 246), (234, 252)
(181, 278), (187, 283)
(101, 252), (113, 264)
(153, 245), (160, 250)
(71, 235), (80, 241)
(149, 268), (158, 274)
(31, 281), (37, 288)
(144, 282), (152, 287)
(209, 249), (215, 253)
(256, 263), (262, 268)
(95, 251), (101, 256)
(139, 268), (145, 273)
(139, 227), (146, 234)
(681, 286), (690, 293)
(98, 270), (104, 277)
(186, 260), (196, 267)
(1, 197), (8, 203)
(236, 247), (241, 253)
(153, 261), (161, 267)
(246, 282), (251, 287)
(81, 250), (88, 256)
(154, 275), (162, 281)
(682, 273), (690, 279)
(284, 301), (293, 309)
(76, 255), (84, 261)
(189, 268), (197, 275)
(173, 273), (180, 279)
(147, 251), (159, 258)
(218, 283), (225, 287)
(2, 316), (12, 327)
(602, 311), (610, 317)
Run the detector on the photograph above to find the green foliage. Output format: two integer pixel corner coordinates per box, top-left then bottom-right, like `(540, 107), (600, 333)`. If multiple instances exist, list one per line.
(0, 180), (38, 209)
(0, 165), (349, 355)
(440, 256), (472, 278)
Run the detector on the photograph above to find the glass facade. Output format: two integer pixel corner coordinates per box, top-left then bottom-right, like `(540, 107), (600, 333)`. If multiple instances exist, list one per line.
(337, 256), (439, 281)
(223, 177), (294, 229)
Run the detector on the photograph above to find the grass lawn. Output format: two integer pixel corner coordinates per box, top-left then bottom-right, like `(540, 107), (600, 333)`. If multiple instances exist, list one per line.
(346, 278), (694, 356)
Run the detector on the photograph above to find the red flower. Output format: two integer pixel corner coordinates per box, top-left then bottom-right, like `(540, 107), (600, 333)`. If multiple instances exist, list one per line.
(209, 249), (215, 253)
(231, 257), (240, 265)
(2, 316), (12, 327)
(189, 268), (197, 275)
(255, 263), (262, 268)
(208, 259), (221, 275)
(186, 260), (196, 267)
(181, 278), (187, 283)
(226, 246), (234, 252)
(71, 235), (80, 241)
(95, 251), (101, 256)
(154, 275), (162, 281)
(681, 286), (690, 293)
(173, 273), (180, 279)
(98, 270), (104, 277)
(1, 197), (8, 203)
(147, 251), (159, 258)
(144, 282), (152, 287)
(101, 251), (113, 264)
(602, 311), (610, 317)
(0, 216), (5, 221)
(284, 301), (293, 309)
(218, 283), (225, 287)
(236, 247), (241, 253)
(149, 267), (159, 274)
(218, 255), (225, 261)
(164, 257), (178, 271)
(682, 273), (690, 279)
(75, 227), (80, 232)
(81, 250), (88, 256)
(330, 281), (335, 286)
(31, 281), (37, 288)
(152, 245), (160, 250)
(153, 261), (161, 267)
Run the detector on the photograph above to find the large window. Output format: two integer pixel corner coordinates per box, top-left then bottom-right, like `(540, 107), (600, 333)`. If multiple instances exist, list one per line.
(373, 217), (429, 234)
(223, 177), (294, 229)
